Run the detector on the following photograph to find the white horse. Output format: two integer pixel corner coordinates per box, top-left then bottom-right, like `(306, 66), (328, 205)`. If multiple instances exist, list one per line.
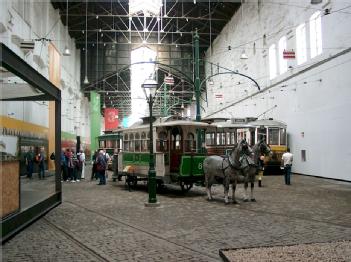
(203, 139), (250, 204)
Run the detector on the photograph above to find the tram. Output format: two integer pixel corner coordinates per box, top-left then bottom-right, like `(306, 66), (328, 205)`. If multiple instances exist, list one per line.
(109, 116), (287, 191)
(116, 115), (211, 191)
(203, 117), (287, 175)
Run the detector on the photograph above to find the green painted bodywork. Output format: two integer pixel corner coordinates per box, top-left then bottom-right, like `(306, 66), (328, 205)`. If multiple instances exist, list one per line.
(122, 152), (205, 178)
(123, 152), (151, 166)
(179, 155), (206, 177)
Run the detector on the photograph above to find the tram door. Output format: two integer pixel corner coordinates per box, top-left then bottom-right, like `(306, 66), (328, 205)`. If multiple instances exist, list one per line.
(170, 127), (183, 172)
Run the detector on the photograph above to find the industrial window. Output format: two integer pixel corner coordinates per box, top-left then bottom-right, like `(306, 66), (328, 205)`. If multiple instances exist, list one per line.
(310, 11), (323, 58)
(278, 36), (287, 74)
(296, 23), (307, 65)
(269, 44), (277, 79)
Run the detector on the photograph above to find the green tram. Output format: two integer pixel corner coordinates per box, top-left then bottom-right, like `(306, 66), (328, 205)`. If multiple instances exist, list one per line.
(116, 116), (212, 191)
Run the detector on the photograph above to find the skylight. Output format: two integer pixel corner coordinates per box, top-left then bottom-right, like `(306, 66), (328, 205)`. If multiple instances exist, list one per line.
(129, 0), (161, 16)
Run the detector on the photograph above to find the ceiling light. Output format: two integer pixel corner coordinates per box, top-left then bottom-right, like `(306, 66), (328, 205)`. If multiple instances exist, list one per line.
(96, 15), (99, 19)
(83, 75), (89, 84)
(63, 46), (71, 56)
(240, 50), (248, 59)
(63, 0), (71, 56)
(143, 40), (147, 44)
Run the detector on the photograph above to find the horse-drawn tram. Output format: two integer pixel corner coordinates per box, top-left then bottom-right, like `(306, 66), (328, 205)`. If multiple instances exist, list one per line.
(117, 116), (212, 191)
(114, 116), (287, 192)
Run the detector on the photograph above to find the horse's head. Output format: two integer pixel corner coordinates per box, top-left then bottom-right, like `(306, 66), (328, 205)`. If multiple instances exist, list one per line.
(239, 139), (248, 149)
(258, 139), (272, 157)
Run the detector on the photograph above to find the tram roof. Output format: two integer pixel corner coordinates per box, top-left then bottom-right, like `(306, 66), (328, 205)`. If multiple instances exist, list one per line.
(210, 118), (287, 129)
(155, 120), (211, 128)
(248, 119), (287, 128)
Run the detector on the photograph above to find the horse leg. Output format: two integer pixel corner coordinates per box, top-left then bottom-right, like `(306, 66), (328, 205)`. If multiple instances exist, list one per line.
(224, 175), (230, 205)
(232, 180), (238, 204)
(243, 182), (249, 202)
(205, 175), (213, 201)
(250, 182), (256, 202)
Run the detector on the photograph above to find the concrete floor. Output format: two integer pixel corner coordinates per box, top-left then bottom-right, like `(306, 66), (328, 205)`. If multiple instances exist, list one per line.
(3, 168), (351, 261)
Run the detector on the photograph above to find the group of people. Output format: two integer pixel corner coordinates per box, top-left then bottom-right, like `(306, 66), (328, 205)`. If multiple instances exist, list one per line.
(91, 150), (110, 185)
(60, 149), (86, 182)
(24, 148), (46, 179)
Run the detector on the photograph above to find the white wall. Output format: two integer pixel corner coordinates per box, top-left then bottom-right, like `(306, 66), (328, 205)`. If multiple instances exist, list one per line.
(0, 0), (90, 140)
(202, 0), (351, 181)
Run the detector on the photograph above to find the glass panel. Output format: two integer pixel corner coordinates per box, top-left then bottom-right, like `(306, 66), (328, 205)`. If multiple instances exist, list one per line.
(296, 23), (307, 65)
(268, 128), (279, 145)
(280, 128), (287, 145)
(0, 71), (44, 100)
(269, 44), (277, 79)
(185, 133), (195, 152)
(135, 140), (141, 152)
(123, 141), (129, 151)
(141, 140), (149, 152)
(257, 127), (267, 143)
(156, 139), (168, 152)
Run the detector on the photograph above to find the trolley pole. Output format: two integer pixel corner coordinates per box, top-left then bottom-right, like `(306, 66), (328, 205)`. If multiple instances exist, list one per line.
(194, 29), (202, 153)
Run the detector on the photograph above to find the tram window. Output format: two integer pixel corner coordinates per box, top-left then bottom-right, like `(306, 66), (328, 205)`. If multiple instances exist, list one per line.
(157, 131), (168, 152)
(123, 134), (129, 151)
(99, 141), (105, 148)
(106, 140), (113, 148)
(185, 133), (195, 152)
(175, 134), (181, 150)
(205, 132), (215, 145)
(141, 132), (148, 152)
(257, 128), (267, 143)
(217, 132), (225, 145)
(230, 132), (236, 145)
(123, 140), (129, 151)
(135, 133), (141, 152)
(268, 128), (279, 145)
(280, 128), (287, 145)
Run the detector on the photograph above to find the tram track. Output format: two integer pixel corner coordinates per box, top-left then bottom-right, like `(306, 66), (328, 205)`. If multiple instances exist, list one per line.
(42, 217), (110, 262)
(56, 200), (220, 260)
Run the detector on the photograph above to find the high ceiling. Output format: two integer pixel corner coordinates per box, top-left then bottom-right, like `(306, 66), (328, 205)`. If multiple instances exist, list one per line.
(51, 0), (240, 119)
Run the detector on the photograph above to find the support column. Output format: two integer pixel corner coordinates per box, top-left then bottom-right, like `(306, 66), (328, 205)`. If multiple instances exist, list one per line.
(194, 30), (202, 153)
(90, 91), (101, 158)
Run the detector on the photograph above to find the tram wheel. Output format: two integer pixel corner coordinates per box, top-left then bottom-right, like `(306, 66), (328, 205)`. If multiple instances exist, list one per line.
(180, 181), (193, 193)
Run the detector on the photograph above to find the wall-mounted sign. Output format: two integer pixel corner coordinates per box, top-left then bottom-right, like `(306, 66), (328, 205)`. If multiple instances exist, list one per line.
(164, 76), (174, 85)
(283, 50), (296, 59)
(104, 108), (119, 130)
